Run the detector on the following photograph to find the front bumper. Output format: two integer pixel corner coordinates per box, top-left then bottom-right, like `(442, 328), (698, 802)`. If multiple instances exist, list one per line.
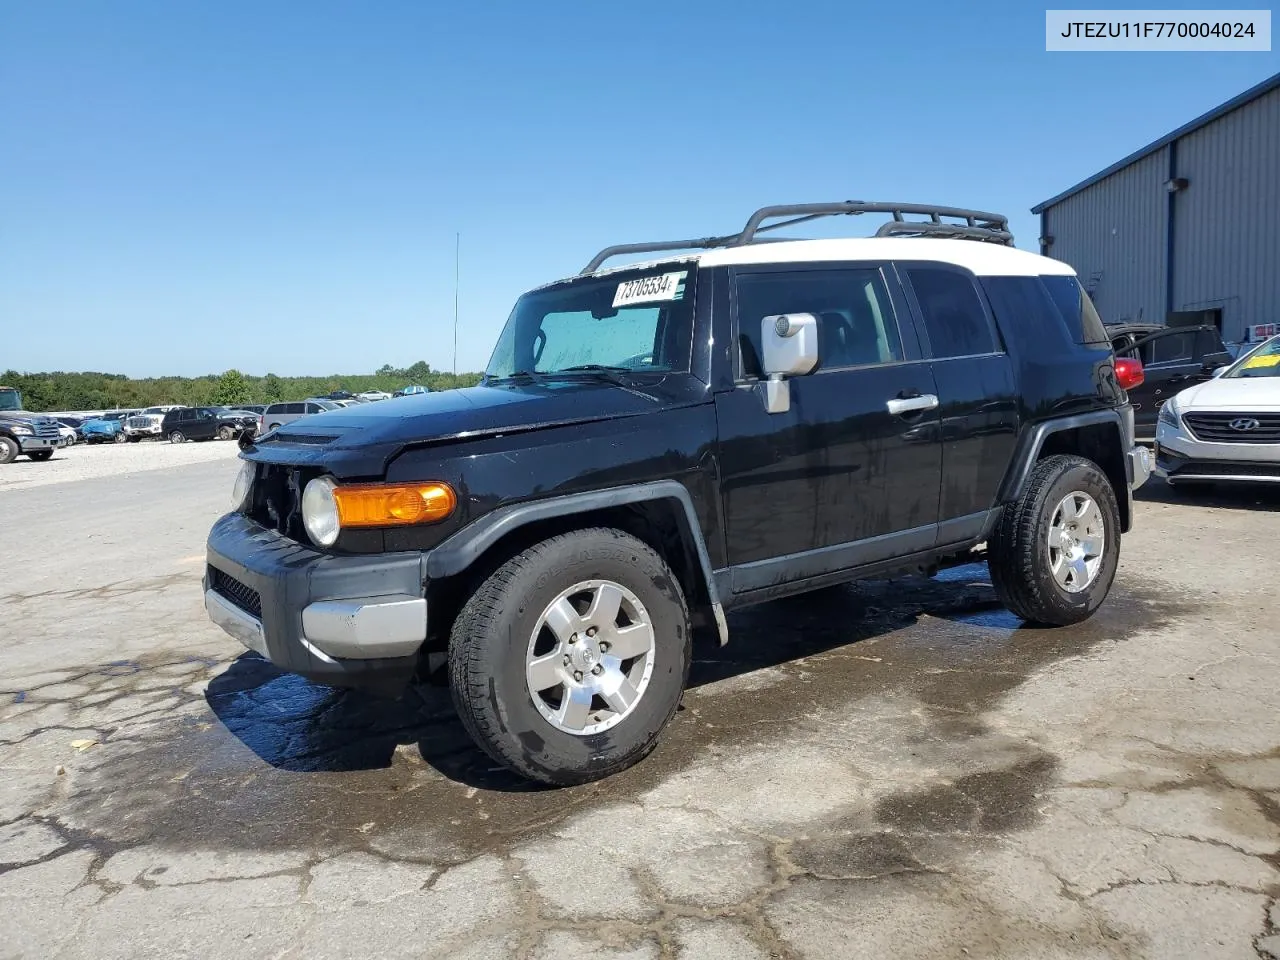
(204, 512), (430, 695)
(1154, 419), (1280, 483)
(17, 435), (58, 452)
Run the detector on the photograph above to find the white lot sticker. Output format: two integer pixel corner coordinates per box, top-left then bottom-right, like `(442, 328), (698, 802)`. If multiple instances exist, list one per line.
(612, 271), (687, 308)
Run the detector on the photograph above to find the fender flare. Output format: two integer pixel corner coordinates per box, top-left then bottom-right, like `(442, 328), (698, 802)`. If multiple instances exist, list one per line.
(426, 480), (728, 644)
(994, 409), (1132, 532)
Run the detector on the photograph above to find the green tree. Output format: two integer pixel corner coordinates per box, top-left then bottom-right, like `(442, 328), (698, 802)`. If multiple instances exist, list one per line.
(212, 369), (252, 406)
(262, 373), (283, 402)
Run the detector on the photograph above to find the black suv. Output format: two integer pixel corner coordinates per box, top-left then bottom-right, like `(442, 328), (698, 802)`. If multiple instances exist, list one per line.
(161, 406), (256, 443)
(204, 201), (1150, 786)
(1107, 322), (1233, 434)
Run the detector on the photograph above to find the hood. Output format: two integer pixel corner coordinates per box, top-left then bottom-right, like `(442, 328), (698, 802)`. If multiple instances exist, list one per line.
(1177, 376), (1280, 411)
(244, 376), (706, 477)
(0, 411), (55, 426)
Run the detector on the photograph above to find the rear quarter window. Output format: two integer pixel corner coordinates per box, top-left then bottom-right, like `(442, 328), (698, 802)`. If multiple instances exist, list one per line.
(978, 276), (1075, 354)
(1039, 275), (1111, 345)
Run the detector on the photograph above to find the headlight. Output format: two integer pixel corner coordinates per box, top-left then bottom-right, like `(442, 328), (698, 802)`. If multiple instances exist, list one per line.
(301, 477), (456, 547)
(302, 476), (340, 546)
(1157, 399), (1181, 429)
(231, 460), (255, 510)
(10, 425), (32, 435)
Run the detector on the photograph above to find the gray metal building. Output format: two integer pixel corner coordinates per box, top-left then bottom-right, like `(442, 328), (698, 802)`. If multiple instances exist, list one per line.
(1032, 71), (1280, 347)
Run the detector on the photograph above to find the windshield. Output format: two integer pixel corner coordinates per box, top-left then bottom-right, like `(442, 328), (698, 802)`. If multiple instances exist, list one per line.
(1224, 337), (1280, 378)
(486, 265), (697, 379)
(0, 388), (21, 412)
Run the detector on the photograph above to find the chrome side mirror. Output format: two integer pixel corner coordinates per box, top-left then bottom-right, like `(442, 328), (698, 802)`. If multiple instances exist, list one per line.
(758, 313), (819, 414)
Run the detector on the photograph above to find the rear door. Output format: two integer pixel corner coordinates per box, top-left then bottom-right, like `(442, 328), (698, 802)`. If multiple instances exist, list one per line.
(1126, 329), (1204, 431)
(897, 263), (1019, 544)
(715, 262), (943, 591)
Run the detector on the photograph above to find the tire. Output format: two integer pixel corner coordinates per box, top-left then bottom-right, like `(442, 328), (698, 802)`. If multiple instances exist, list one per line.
(268, 423), (281, 431)
(218, 425), (234, 441)
(987, 454), (1121, 627)
(113, 432), (127, 444)
(169, 431), (185, 444)
(27, 450), (54, 462)
(448, 527), (691, 787)
(0, 436), (18, 464)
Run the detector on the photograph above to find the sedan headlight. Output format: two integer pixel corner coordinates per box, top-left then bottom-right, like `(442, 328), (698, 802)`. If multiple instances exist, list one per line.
(231, 460), (255, 510)
(1157, 399), (1181, 429)
(302, 476), (341, 546)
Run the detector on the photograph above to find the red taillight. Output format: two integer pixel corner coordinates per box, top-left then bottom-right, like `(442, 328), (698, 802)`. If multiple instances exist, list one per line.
(1115, 356), (1144, 390)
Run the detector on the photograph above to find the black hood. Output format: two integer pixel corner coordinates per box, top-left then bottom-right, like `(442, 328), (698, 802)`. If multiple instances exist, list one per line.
(243, 375), (708, 477)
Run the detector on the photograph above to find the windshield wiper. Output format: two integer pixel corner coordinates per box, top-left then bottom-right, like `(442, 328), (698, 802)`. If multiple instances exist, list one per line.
(544, 364), (635, 386)
(488, 369), (547, 384)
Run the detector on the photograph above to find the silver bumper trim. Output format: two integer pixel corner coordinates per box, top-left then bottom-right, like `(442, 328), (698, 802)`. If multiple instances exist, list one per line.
(301, 595), (427, 660)
(1127, 445), (1152, 490)
(204, 590), (268, 658)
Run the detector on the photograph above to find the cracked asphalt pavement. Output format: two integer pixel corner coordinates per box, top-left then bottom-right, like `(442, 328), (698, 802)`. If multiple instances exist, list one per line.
(3, 460), (1280, 959)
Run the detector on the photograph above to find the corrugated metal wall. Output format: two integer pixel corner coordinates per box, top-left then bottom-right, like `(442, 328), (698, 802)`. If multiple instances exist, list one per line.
(1173, 85), (1280, 344)
(1041, 85), (1280, 345)
(1042, 149), (1169, 327)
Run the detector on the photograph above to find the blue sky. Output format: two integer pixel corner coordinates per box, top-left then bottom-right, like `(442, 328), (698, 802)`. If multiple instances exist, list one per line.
(2, 2), (1276, 377)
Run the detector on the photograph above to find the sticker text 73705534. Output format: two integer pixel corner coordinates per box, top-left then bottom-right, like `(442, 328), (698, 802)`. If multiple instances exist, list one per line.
(612, 272), (687, 308)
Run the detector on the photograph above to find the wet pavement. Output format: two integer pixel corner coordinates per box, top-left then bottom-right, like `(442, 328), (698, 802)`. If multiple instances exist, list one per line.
(3, 460), (1280, 959)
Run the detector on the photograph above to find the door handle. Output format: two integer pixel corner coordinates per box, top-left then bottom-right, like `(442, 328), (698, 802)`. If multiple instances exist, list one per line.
(886, 394), (939, 415)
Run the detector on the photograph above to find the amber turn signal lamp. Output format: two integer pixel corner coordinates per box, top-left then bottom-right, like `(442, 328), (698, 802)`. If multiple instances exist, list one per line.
(332, 482), (457, 527)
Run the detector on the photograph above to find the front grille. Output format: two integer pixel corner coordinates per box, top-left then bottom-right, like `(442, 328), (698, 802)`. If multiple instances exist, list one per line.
(1171, 460), (1280, 479)
(208, 566), (263, 618)
(247, 463), (319, 542)
(126, 417), (152, 429)
(32, 420), (60, 439)
(1183, 412), (1280, 443)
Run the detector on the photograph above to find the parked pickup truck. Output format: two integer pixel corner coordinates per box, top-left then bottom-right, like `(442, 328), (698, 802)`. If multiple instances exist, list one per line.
(203, 200), (1152, 787)
(0, 411), (63, 463)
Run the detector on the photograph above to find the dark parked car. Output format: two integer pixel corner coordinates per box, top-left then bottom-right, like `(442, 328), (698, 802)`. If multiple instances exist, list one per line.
(204, 200), (1150, 787)
(1107, 323), (1233, 435)
(161, 406), (257, 443)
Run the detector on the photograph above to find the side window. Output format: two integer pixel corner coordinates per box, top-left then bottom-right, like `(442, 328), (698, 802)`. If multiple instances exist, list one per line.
(1150, 332), (1194, 365)
(305, 403), (320, 414)
(904, 267), (999, 358)
(735, 268), (904, 378)
(287, 403), (305, 415)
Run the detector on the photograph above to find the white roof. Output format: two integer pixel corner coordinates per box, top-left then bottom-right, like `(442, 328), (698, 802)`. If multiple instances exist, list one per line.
(584, 237), (1075, 280)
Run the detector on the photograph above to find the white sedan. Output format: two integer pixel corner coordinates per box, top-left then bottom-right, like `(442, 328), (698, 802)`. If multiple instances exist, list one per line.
(1155, 334), (1280, 487)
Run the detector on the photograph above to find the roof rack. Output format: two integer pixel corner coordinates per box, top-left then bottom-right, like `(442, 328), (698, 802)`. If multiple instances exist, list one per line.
(581, 201), (1013, 274)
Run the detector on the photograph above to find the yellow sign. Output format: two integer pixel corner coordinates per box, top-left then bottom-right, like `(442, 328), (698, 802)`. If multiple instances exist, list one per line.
(1243, 353), (1280, 369)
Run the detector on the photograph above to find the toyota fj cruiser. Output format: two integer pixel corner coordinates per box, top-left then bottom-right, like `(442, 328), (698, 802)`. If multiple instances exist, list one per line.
(204, 201), (1152, 786)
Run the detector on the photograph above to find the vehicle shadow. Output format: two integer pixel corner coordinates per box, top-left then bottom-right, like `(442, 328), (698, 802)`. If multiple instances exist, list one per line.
(1136, 477), (1280, 512)
(204, 563), (1010, 792)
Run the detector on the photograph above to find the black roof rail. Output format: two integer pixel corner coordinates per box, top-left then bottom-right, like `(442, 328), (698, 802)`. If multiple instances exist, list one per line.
(581, 201), (1012, 274)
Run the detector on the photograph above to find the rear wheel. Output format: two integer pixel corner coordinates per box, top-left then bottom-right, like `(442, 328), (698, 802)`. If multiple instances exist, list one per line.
(0, 437), (19, 464)
(449, 528), (691, 786)
(27, 450), (54, 462)
(169, 431), (185, 444)
(987, 454), (1120, 626)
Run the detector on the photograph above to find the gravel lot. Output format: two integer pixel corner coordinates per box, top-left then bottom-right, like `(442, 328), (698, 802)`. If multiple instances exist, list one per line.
(0, 438), (242, 491)
(2, 461), (1280, 960)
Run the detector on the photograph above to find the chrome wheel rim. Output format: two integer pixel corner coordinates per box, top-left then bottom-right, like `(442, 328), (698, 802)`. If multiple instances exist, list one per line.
(525, 579), (656, 736)
(1047, 491), (1105, 593)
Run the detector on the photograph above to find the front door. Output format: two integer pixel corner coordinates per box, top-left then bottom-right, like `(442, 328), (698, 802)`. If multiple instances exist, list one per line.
(715, 264), (943, 594)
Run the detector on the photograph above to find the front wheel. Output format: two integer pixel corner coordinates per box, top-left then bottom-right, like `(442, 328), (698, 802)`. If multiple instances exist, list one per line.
(987, 454), (1120, 626)
(113, 431), (127, 444)
(448, 528), (691, 786)
(217, 425), (234, 440)
(27, 450), (54, 462)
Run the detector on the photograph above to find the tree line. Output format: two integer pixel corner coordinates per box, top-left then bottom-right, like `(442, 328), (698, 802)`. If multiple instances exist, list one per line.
(1, 362), (484, 412)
